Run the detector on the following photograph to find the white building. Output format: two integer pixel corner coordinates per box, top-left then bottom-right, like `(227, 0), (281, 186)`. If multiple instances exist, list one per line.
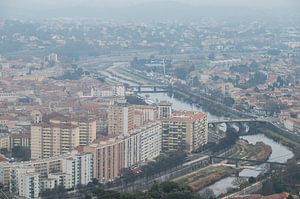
(128, 121), (162, 163)
(19, 172), (40, 199)
(90, 84), (125, 98)
(10, 166), (40, 199)
(0, 151), (93, 198)
(62, 153), (93, 187)
(113, 85), (125, 97)
(124, 132), (141, 168)
(139, 121), (162, 162)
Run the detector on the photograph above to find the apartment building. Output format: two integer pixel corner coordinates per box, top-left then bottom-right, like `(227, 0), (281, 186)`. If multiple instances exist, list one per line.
(31, 122), (80, 159)
(0, 133), (9, 150)
(158, 101), (172, 119)
(107, 101), (132, 135)
(161, 111), (208, 153)
(131, 105), (157, 129)
(77, 118), (97, 145)
(62, 153), (93, 186)
(130, 121), (162, 163)
(10, 166), (40, 199)
(81, 120), (162, 182)
(107, 102), (157, 135)
(0, 151), (93, 199)
(48, 113), (97, 146)
(31, 112), (96, 159)
(20, 172), (40, 199)
(124, 132), (141, 168)
(9, 132), (31, 149)
(82, 136), (125, 183)
(124, 121), (162, 167)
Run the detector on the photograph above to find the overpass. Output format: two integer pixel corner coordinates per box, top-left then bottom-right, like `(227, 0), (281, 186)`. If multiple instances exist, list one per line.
(210, 156), (286, 166)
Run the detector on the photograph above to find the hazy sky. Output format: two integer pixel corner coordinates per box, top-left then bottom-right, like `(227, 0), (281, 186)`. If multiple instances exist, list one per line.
(1, 0), (299, 19)
(2, 0), (299, 8)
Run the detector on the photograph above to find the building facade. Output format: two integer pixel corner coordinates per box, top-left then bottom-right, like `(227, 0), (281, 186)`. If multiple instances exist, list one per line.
(161, 111), (208, 153)
(31, 112), (96, 159)
(82, 136), (125, 183)
(31, 122), (80, 159)
(0, 151), (93, 199)
(107, 102), (131, 135)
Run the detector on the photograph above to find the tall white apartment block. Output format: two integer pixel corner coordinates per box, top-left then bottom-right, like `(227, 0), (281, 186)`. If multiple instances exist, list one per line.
(19, 172), (40, 199)
(62, 153), (93, 187)
(0, 151), (93, 198)
(10, 166), (40, 199)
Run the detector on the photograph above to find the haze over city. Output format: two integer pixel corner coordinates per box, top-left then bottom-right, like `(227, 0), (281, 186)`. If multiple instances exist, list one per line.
(1, 0), (300, 20)
(0, 0), (300, 199)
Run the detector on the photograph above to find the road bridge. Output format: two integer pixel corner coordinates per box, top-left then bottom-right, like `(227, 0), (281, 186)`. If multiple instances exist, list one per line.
(208, 118), (267, 124)
(130, 84), (170, 92)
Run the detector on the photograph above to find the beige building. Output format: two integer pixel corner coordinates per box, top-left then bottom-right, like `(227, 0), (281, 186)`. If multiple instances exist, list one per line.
(108, 102), (157, 135)
(82, 136), (125, 183)
(0, 133), (10, 150)
(77, 118), (97, 145)
(158, 101), (172, 119)
(81, 121), (163, 182)
(161, 111), (208, 153)
(31, 122), (80, 160)
(48, 113), (97, 146)
(131, 105), (157, 129)
(107, 102), (132, 135)
(31, 112), (97, 160)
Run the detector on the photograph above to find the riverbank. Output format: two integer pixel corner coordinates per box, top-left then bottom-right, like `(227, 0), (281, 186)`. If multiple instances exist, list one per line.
(256, 127), (300, 151)
(173, 165), (237, 191)
(172, 140), (272, 192)
(106, 63), (157, 85)
(228, 140), (272, 163)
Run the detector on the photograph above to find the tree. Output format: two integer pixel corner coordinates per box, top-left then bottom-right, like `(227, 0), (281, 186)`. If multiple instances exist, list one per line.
(272, 176), (287, 193)
(174, 67), (188, 80)
(41, 185), (68, 199)
(208, 52), (215, 60)
(248, 176), (256, 184)
(223, 97), (235, 107)
(201, 188), (216, 199)
(148, 182), (201, 199)
(91, 181), (202, 199)
(232, 177), (247, 190)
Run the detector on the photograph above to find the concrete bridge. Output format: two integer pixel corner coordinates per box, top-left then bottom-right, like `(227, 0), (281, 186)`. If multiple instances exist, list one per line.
(130, 84), (170, 92)
(208, 118), (268, 124)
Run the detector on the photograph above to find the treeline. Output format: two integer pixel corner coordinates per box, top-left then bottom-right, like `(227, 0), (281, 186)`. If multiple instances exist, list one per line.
(210, 128), (239, 153)
(121, 151), (187, 183)
(90, 181), (204, 199)
(261, 152), (300, 195)
(52, 65), (87, 80)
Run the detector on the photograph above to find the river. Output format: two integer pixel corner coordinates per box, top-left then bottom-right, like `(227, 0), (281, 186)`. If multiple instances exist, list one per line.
(137, 92), (293, 197)
(105, 72), (294, 196)
(201, 134), (294, 197)
(138, 92), (224, 121)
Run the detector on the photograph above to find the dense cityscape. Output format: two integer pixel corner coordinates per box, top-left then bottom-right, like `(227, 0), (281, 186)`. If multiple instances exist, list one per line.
(0, 1), (300, 198)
